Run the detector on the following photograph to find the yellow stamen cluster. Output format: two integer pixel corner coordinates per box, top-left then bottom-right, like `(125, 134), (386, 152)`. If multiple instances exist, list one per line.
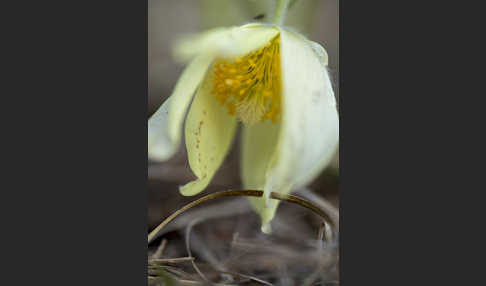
(212, 36), (282, 124)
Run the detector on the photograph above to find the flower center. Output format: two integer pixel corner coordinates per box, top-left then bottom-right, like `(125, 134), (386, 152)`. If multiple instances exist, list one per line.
(212, 36), (281, 124)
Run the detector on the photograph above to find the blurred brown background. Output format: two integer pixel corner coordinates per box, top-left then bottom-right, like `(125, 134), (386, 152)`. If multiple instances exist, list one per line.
(148, 0), (339, 230)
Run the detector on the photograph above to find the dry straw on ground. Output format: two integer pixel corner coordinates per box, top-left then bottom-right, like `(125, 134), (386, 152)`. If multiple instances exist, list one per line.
(148, 187), (339, 286)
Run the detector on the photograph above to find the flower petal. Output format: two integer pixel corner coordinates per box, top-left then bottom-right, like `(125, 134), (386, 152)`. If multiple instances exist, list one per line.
(276, 29), (339, 188)
(173, 23), (279, 62)
(148, 96), (173, 161)
(241, 120), (280, 190)
(148, 54), (214, 161)
(257, 29), (339, 229)
(308, 40), (329, 66)
(179, 69), (238, 196)
(173, 27), (229, 62)
(240, 121), (281, 232)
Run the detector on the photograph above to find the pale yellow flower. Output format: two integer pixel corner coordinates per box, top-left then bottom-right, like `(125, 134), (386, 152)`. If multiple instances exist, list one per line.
(148, 23), (338, 232)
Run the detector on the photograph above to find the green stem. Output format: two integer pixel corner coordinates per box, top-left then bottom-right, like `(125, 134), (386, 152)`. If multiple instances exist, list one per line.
(272, 0), (291, 25)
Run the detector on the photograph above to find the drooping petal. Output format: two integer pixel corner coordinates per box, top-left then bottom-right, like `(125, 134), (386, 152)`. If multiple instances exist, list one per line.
(179, 69), (238, 196)
(308, 40), (329, 66)
(148, 96), (173, 161)
(173, 23), (279, 62)
(240, 121), (281, 231)
(278, 31), (339, 188)
(241, 120), (280, 189)
(148, 54), (214, 161)
(255, 29), (339, 229)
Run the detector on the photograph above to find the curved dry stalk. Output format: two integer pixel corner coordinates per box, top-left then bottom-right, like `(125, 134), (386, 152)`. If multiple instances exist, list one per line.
(149, 190), (337, 244)
(148, 189), (339, 284)
(270, 191), (338, 285)
(158, 197), (252, 237)
(296, 188), (339, 224)
(148, 190), (263, 245)
(269, 192), (336, 233)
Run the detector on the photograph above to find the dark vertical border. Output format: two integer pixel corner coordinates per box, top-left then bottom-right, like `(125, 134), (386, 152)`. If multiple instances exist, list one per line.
(339, 0), (471, 285)
(340, 0), (399, 283)
(5, 0), (148, 284)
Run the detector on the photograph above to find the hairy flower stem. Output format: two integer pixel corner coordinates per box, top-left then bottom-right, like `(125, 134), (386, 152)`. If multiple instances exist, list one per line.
(272, 0), (291, 25)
